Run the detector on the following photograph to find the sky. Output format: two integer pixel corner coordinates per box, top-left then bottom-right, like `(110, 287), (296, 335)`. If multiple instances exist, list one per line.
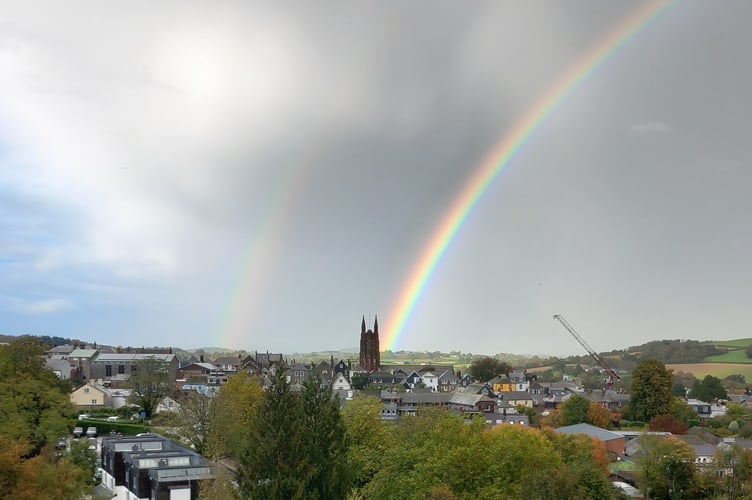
(1, 1), (751, 356)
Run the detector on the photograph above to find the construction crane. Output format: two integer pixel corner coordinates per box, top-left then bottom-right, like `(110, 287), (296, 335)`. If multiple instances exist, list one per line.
(553, 314), (622, 388)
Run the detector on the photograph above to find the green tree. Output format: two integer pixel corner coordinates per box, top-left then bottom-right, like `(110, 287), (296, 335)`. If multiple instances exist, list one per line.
(198, 466), (240, 500)
(300, 376), (350, 499)
(343, 396), (391, 489)
(516, 404), (537, 426)
(629, 359), (673, 422)
(726, 402), (745, 420)
(467, 357), (512, 382)
(237, 371), (350, 499)
(670, 398), (700, 427)
(715, 446), (752, 499)
(637, 435), (696, 500)
(350, 372), (370, 390)
(671, 382), (687, 397)
(0, 337), (73, 456)
(207, 372), (263, 460)
(689, 375), (728, 402)
(588, 403), (611, 429)
(0, 337), (97, 498)
(560, 395), (591, 426)
(237, 369), (309, 499)
(175, 392), (213, 456)
(127, 357), (172, 418)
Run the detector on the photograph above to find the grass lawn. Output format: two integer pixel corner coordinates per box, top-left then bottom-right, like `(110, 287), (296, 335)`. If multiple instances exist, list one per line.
(609, 460), (637, 472)
(713, 338), (752, 348)
(666, 362), (752, 380)
(703, 349), (752, 363)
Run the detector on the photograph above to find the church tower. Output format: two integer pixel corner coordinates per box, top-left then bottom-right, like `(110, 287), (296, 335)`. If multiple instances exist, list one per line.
(359, 315), (380, 372)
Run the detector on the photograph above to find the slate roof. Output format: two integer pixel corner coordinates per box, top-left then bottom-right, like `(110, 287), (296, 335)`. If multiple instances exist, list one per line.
(448, 393), (493, 407)
(212, 357), (243, 367)
(94, 353), (176, 362)
(70, 349), (99, 358)
(556, 423), (624, 442)
(501, 391), (533, 401)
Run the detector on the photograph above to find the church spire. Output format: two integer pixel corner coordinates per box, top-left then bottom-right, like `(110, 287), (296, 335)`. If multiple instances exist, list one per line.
(374, 315), (379, 334)
(361, 316), (366, 334)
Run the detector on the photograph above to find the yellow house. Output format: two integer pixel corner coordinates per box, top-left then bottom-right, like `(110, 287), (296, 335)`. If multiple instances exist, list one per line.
(70, 382), (111, 409)
(501, 391), (534, 408)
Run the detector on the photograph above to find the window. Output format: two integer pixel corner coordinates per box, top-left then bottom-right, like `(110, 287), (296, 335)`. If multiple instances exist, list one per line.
(105, 365), (112, 377)
(84, 387), (89, 394)
(118, 365), (125, 375)
(91, 399), (97, 405)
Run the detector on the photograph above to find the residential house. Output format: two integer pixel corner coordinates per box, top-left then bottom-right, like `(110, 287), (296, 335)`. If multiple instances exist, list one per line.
(421, 372), (439, 391)
(287, 363), (312, 385)
(70, 382), (112, 410)
(543, 388), (575, 410)
(405, 370), (423, 389)
(178, 362), (219, 383)
(156, 396), (182, 414)
(90, 353), (179, 385)
(380, 402), (399, 420)
(396, 392), (497, 417)
(485, 413), (530, 427)
(331, 372), (352, 391)
(529, 381), (548, 396)
(446, 393), (497, 414)
(501, 391), (534, 408)
(556, 423), (626, 457)
(45, 344), (76, 358)
(369, 371), (404, 387)
(461, 383), (496, 397)
(492, 371), (530, 392)
(585, 389), (630, 412)
(333, 359), (350, 381)
(437, 369), (459, 392)
(687, 399), (713, 421)
(255, 351), (284, 370)
(460, 373), (476, 387)
(398, 393), (448, 416)
(46, 357), (73, 379)
(211, 356), (244, 373)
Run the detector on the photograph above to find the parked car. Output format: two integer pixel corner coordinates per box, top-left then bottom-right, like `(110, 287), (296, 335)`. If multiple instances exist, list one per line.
(73, 427), (84, 438)
(78, 413), (92, 420)
(86, 426), (97, 438)
(55, 437), (67, 450)
(106, 416), (119, 422)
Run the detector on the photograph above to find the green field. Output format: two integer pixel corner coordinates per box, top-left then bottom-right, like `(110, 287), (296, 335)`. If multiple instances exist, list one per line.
(713, 338), (752, 348)
(703, 349), (752, 363)
(666, 363), (752, 380)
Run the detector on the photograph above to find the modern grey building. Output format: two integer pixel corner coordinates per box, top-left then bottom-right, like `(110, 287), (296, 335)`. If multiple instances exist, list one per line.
(100, 433), (214, 500)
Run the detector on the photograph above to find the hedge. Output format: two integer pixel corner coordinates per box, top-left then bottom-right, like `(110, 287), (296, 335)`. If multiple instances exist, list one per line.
(75, 419), (151, 436)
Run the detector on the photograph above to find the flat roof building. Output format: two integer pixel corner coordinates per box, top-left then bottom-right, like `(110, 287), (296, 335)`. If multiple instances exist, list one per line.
(100, 433), (213, 500)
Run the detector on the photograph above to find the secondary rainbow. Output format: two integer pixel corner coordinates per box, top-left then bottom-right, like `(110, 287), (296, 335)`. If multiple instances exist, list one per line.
(383, 0), (676, 350)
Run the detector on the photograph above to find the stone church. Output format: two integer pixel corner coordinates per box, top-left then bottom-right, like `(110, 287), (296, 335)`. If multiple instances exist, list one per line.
(359, 316), (380, 372)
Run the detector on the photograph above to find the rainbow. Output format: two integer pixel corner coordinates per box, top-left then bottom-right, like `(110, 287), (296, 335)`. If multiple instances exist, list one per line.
(383, 0), (676, 350)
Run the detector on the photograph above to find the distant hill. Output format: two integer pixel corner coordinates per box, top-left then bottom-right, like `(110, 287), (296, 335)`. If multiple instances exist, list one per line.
(0, 333), (76, 346)
(185, 347), (238, 355)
